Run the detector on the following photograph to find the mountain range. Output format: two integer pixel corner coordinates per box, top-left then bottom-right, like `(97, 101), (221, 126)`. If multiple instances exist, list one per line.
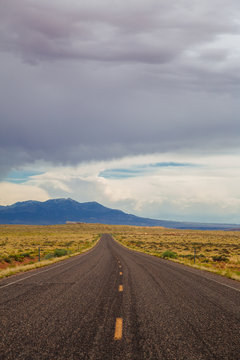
(0, 198), (239, 230)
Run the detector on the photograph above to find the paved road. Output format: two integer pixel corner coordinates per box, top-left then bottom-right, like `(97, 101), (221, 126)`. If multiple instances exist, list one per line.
(0, 234), (239, 359)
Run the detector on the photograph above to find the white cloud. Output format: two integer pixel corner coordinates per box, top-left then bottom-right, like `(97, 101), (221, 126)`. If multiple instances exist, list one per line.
(0, 182), (49, 205)
(1, 151), (239, 223)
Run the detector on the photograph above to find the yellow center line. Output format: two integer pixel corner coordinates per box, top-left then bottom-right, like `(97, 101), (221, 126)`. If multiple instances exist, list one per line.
(114, 318), (123, 340)
(119, 272), (123, 275)
(119, 285), (123, 292)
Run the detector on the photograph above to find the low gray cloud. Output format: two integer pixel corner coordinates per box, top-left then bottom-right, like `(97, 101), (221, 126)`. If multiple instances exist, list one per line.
(1, 0), (240, 175)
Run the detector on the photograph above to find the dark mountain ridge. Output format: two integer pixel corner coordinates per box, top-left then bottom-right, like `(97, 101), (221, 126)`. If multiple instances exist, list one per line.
(0, 198), (239, 230)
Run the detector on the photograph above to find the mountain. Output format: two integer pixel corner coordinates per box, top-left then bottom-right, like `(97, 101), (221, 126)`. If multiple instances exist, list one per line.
(0, 198), (239, 230)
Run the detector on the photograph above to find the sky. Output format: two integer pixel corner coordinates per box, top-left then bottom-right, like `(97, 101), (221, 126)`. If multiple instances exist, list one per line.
(1, 0), (240, 223)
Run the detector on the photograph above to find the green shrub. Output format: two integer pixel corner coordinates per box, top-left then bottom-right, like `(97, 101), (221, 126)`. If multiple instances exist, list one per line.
(212, 255), (229, 262)
(44, 253), (54, 260)
(45, 249), (69, 259)
(179, 254), (194, 259)
(9, 254), (24, 262)
(162, 250), (178, 259)
(53, 248), (68, 257)
(20, 252), (31, 258)
(3, 256), (11, 263)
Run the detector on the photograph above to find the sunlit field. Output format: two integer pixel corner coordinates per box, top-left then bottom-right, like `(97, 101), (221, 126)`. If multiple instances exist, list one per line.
(0, 224), (239, 281)
(0, 223), (104, 278)
(113, 227), (240, 281)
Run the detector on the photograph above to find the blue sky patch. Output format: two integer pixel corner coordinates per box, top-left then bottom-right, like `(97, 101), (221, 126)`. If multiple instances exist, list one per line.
(150, 162), (193, 168)
(99, 162), (194, 179)
(99, 168), (143, 179)
(2, 170), (44, 184)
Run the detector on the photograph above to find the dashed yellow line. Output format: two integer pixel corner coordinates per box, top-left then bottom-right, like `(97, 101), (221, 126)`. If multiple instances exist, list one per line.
(119, 285), (123, 292)
(119, 271), (123, 275)
(114, 318), (123, 340)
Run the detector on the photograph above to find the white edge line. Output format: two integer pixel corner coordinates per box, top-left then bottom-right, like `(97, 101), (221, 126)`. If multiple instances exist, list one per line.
(0, 240), (100, 290)
(112, 236), (240, 293)
(200, 277), (240, 292)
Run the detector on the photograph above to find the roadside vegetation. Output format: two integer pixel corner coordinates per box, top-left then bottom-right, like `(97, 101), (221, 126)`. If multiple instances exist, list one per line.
(113, 227), (240, 281)
(0, 223), (239, 281)
(0, 223), (102, 278)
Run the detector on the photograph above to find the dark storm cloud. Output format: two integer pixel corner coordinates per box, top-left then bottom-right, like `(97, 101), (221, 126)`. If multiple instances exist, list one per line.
(0, 1), (176, 64)
(1, 0), (240, 174)
(1, 0), (239, 65)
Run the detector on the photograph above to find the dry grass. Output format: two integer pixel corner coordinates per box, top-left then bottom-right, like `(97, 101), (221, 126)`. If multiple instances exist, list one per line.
(113, 227), (240, 281)
(0, 224), (239, 281)
(0, 223), (104, 278)
(0, 254), (76, 278)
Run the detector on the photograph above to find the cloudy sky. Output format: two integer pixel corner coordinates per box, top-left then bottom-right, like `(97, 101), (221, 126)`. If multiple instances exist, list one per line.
(1, 0), (240, 223)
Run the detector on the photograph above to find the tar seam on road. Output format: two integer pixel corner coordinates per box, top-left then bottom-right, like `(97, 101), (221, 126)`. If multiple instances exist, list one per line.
(114, 318), (123, 340)
(0, 242), (100, 290)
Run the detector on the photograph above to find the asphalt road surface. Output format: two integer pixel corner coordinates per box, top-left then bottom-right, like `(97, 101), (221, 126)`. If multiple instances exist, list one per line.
(0, 234), (239, 360)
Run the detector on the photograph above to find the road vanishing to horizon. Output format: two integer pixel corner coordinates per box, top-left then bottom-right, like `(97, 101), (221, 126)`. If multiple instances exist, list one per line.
(0, 234), (239, 360)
